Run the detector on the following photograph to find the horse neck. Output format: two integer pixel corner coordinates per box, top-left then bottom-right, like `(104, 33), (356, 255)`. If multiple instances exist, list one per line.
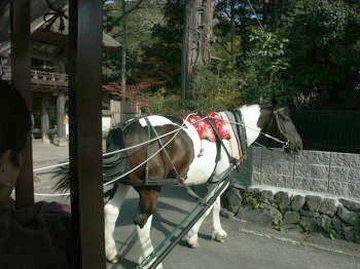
(239, 104), (262, 146)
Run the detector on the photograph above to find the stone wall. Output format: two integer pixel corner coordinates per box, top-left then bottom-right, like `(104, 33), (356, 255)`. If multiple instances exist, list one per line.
(224, 147), (360, 243)
(237, 147), (360, 199)
(221, 185), (360, 243)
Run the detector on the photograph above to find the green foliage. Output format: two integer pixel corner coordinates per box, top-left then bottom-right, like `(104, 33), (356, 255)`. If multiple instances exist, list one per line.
(146, 90), (183, 116)
(321, 223), (339, 241)
(245, 192), (264, 210)
(242, 28), (291, 104)
(188, 63), (244, 113)
(272, 219), (286, 232)
(277, 0), (360, 108)
(102, 1), (164, 84)
(139, 0), (185, 91)
(102, 0), (360, 111)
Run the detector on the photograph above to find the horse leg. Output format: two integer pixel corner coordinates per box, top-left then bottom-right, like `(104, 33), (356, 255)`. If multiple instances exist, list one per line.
(184, 204), (213, 248)
(134, 186), (161, 228)
(104, 184), (130, 263)
(184, 182), (230, 248)
(135, 186), (163, 269)
(211, 196), (228, 243)
(137, 215), (163, 269)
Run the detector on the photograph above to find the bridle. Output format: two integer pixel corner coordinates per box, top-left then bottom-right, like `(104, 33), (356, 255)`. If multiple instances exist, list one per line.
(255, 107), (291, 150)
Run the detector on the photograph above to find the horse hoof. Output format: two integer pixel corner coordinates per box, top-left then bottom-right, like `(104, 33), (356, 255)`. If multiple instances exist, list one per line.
(213, 232), (228, 243)
(107, 255), (120, 264)
(185, 240), (200, 249)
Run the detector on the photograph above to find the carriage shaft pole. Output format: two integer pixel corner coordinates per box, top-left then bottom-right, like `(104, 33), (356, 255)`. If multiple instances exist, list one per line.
(144, 176), (232, 269)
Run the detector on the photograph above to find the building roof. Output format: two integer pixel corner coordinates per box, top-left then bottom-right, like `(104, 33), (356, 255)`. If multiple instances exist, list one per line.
(0, 0), (120, 55)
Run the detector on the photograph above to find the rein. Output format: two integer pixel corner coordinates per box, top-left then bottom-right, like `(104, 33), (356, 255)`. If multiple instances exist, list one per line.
(36, 109), (289, 197)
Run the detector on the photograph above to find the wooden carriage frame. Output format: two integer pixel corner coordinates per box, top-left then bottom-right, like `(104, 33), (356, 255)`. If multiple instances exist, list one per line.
(11, 0), (105, 268)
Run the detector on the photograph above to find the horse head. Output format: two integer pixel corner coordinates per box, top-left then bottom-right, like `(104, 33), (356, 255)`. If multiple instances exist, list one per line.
(273, 107), (303, 153)
(252, 104), (303, 153)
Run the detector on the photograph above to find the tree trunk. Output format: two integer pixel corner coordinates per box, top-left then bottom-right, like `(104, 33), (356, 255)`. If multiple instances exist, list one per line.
(201, 0), (215, 65)
(121, 0), (127, 121)
(182, 0), (215, 100)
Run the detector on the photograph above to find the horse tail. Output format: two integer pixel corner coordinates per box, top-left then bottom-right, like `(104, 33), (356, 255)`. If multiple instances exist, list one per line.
(54, 126), (129, 193)
(103, 126), (129, 183)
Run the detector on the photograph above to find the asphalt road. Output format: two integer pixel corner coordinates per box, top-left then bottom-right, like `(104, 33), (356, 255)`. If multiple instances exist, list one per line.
(32, 141), (360, 269)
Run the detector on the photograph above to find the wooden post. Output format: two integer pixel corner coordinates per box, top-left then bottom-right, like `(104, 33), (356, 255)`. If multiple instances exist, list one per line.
(41, 95), (50, 144)
(68, 0), (105, 268)
(10, 0), (34, 208)
(56, 92), (66, 139)
(110, 99), (121, 127)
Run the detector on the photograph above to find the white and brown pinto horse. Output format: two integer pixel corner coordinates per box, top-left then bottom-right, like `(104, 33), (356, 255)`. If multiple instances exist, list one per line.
(57, 104), (302, 268)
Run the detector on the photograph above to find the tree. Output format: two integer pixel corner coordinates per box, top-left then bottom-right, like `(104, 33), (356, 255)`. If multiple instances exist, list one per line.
(182, 0), (216, 99)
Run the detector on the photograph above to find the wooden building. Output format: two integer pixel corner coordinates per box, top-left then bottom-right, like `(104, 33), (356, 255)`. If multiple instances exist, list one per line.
(0, 0), (120, 144)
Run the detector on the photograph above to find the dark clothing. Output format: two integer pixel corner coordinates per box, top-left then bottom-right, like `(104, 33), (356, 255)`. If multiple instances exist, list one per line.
(0, 201), (72, 269)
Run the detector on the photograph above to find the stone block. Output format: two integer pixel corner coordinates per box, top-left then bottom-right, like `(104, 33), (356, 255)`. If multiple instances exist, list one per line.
(339, 198), (360, 213)
(274, 191), (290, 212)
(293, 177), (328, 193)
(251, 160), (262, 173)
(299, 216), (318, 232)
(319, 198), (337, 217)
(259, 173), (293, 188)
(343, 225), (360, 242)
(221, 186), (243, 214)
(260, 190), (274, 202)
(251, 146), (262, 157)
(284, 211), (300, 224)
(294, 164), (329, 180)
(348, 168), (360, 183)
(251, 172), (262, 184)
(331, 152), (360, 169)
(276, 175), (295, 189)
(337, 205), (359, 226)
(291, 195), (306, 211)
(328, 181), (360, 199)
(237, 205), (282, 225)
(295, 150), (330, 165)
(300, 210), (320, 218)
(237, 164), (252, 180)
(305, 195), (323, 212)
(262, 162), (294, 177)
(328, 166), (350, 183)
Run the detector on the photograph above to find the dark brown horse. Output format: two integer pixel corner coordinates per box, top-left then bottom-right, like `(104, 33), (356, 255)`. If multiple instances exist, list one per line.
(57, 104), (303, 269)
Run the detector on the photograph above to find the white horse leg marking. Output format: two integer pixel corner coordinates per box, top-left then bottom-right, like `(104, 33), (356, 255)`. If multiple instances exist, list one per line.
(137, 215), (164, 269)
(184, 204), (213, 248)
(212, 196), (228, 243)
(211, 181), (230, 242)
(185, 182), (229, 248)
(104, 184), (130, 263)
